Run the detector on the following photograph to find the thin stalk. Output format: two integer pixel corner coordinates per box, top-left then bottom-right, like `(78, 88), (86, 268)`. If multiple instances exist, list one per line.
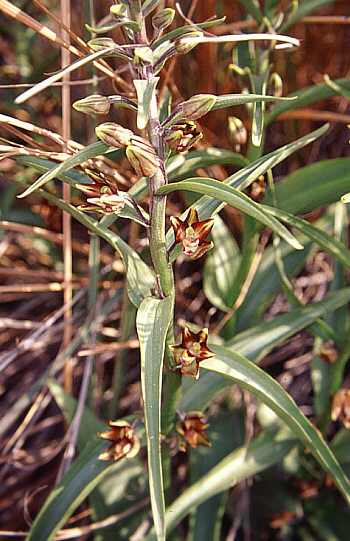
(61, 0), (73, 394)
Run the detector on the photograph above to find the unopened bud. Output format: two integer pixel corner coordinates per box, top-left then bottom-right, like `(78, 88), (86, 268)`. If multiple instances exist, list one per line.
(96, 122), (134, 148)
(110, 4), (127, 19)
(126, 136), (159, 177)
(182, 94), (216, 120)
(228, 116), (247, 147)
(152, 8), (175, 31)
(88, 37), (117, 52)
(134, 46), (154, 66)
(174, 32), (203, 54)
(269, 72), (283, 97)
(73, 95), (111, 115)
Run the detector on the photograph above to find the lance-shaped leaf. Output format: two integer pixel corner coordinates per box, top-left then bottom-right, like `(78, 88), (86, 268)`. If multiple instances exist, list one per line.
(26, 437), (141, 541)
(165, 124), (329, 254)
(157, 177), (303, 250)
(18, 141), (117, 198)
(39, 190), (155, 307)
(145, 429), (296, 540)
(263, 205), (350, 271)
(200, 345), (350, 507)
(136, 294), (174, 541)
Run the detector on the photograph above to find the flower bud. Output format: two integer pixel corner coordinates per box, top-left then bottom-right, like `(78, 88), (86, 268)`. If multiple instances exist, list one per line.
(174, 32), (203, 54)
(73, 95), (111, 116)
(133, 46), (154, 66)
(126, 136), (159, 177)
(269, 72), (283, 97)
(110, 4), (127, 19)
(182, 94), (216, 120)
(152, 8), (175, 31)
(164, 121), (202, 154)
(95, 122), (134, 148)
(88, 37), (117, 52)
(228, 116), (247, 147)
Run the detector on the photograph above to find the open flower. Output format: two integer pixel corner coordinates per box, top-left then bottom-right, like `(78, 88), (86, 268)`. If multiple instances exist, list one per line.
(176, 411), (211, 448)
(163, 120), (202, 154)
(169, 325), (215, 379)
(98, 420), (140, 460)
(170, 208), (214, 259)
(331, 389), (350, 428)
(76, 183), (125, 214)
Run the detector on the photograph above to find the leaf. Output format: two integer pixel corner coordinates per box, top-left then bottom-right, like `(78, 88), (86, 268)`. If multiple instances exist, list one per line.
(281, 0), (341, 31)
(267, 77), (350, 122)
(136, 294), (174, 541)
(263, 205), (350, 270)
(237, 0), (263, 22)
(203, 216), (242, 311)
(17, 141), (115, 198)
(211, 93), (295, 112)
(180, 288), (350, 412)
(157, 177), (303, 250)
(263, 158), (350, 215)
(26, 437), (137, 541)
(145, 429), (296, 540)
(39, 190), (156, 307)
(202, 345), (350, 506)
(134, 78), (160, 130)
(166, 124), (329, 255)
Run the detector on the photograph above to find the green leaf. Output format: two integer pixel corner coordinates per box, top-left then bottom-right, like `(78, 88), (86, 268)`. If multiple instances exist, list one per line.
(17, 141), (115, 198)
(166, 148), (248, 182)
(281, 0), (341, 31)
(136, 294), (174, 541)
(180, 288), (350, 412)
(26, 437), (135, 541)
(202, 345), (350, 506)
(203, 216), (242, 311)
(142, 0), (163, 17)
(145, 429), (296, 540)
(134, 78), (160, 130)
(263, 205), (350, 270)
(166, 124), (329, 255)
(212, 93), (295, 112)
(157, 177), (303, 250)
(237, 0), (263, 22)
(86, 20), (139, 34)
(263, 158), (350, 215)
(39, 190), (156, 307)
(267, 77), (350, 123)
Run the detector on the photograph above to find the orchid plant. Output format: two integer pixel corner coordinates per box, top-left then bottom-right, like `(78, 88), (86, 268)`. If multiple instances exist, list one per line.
(3, 0), (350, 540)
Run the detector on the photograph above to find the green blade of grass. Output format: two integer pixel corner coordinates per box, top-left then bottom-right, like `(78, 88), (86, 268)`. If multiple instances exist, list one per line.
(136, 294), (174, 541)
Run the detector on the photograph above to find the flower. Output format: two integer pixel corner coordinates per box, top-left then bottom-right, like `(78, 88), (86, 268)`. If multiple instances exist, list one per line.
(176, 411), (211, 448)
(169, 325), (215, 379)
(98, 420), (140, 460)
(245, 175), (266, 202)
(163, 120), (202, 154)
(76, 182), (125, 214)
(331, 389), (350, 428)
(170, 208), (214, 259)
